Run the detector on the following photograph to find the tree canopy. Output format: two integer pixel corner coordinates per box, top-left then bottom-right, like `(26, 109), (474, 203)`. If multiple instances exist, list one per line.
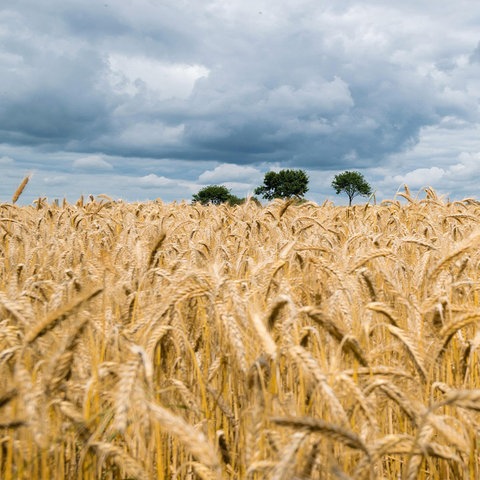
(254, 169), (309, 200)
(331, 171), (372, 206)
(192, 185), (232, 205)
(192, 185), (246, 206)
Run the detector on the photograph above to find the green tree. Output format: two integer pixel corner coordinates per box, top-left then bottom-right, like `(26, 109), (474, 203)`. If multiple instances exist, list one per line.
(226, 194), (246, 206)
(192, 185), (233, 205)
(254, 169), (309, 200)
(192, 185), (249, 206)
(331, 171), (372, 206)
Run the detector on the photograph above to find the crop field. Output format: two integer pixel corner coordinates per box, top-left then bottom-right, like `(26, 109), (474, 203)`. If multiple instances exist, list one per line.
(2, 189), (480, 479)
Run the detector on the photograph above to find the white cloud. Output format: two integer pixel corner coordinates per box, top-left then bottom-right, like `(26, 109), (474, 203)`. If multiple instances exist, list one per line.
(393, 167), (445, 188)
(108, 54), (209, 100)
(137, 174), (176, 188)
(43, 176), (67, 186)
(73, 155), (113, 171)
(198, 164), (262, 183)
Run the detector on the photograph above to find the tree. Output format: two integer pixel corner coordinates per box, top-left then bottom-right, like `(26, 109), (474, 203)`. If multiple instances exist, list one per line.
(254, 169), (309, 200)
(192, 185), (249, 206)
(192, 185), (233, 205)
(226, 194), (246, 206)
(331, 171), (372, 206)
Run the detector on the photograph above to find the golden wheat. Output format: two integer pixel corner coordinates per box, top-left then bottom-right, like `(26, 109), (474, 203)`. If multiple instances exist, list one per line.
(2, 191), (480, 478)
(11, 175), (30, 204)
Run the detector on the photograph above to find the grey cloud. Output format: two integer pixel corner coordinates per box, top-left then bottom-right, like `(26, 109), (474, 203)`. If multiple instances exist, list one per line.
(0, 2), (462, 164)
(61, 5), (131, 38)
(0, 28), (114, 146)
(73, 155), (113, 171)
(182, 68), (436, 168)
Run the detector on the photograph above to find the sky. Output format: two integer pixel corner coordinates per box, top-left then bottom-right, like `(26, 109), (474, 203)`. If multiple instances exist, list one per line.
(2, 0), (480, 205)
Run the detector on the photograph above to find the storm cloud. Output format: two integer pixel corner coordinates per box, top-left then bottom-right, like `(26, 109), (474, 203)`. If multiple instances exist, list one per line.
(1, 0), (480, 204)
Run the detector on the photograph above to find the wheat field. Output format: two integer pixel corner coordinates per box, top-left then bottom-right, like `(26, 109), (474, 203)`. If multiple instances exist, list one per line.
(2, 188), (480, 479)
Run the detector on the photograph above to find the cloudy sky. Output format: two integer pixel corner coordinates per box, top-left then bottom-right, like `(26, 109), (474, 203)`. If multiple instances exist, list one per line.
(2, 0), (480, 205)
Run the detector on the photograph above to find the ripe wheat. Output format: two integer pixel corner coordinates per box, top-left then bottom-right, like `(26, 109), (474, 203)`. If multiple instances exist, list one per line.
(1, 190), (480, 478)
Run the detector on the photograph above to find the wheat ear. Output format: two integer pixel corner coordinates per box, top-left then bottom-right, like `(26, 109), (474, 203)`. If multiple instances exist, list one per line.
(12, 175), (30, 204)
(386, 324), (427, 380)
(365, 379), (420, 426)
(366, 302), (399, 327)
(271, 416), (369, 455)
(303, 307), (368, 366)
(90, 441), (148, 480)
(434, 313), (480, 363)
(147, 232), (166, 269)
(0, 387), (17, 408)
(189, 462), (221, 480)
(46, 318), (89, 395)
(354, 434), (414, 479)
(114, 357), (142, 433)
(289, 345), (348, 425)
(434, 388), (480, 412)
(148, 401), (220, 470)
(25, 287), (102, 344)
(271, 431), (307, 480)
(427, 232), (480, 285)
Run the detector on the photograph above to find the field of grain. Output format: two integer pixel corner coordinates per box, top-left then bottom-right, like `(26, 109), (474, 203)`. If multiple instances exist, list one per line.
(1, 189), (480, 479)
